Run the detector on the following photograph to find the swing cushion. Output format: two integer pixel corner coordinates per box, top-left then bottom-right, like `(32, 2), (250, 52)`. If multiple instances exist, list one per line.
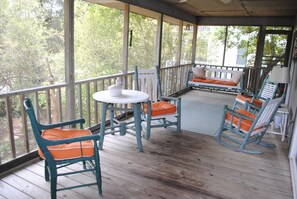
(38, 129), (94, 160)
(225, 109), (256, 132)
(192, 78), (237, 86)
(143, 101), (177, 116)
(236, 94), (263, 107)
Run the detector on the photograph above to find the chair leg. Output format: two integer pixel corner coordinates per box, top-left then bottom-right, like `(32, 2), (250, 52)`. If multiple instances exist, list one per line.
(44, 161), (50, 181)
(257, 141), (276, 148)
(49, 168), (57, 199)
(99, 103), (108, 150)
(50, 176), (57, 199)
(218, 132), (263, 154)
(232, 101), (236, 109)
(216, 127), (225, 144)
(176, 98), (181, 133)
(177, 114), (181, 133)
(93, 145), (103, 195)
(95, 163), (102, 195)
(146, 117), (151, 140)
(146, 103), (152, 140)
(216, 112), (227, 144)
(82, 160), (86, 169)
(255, 133), (276, 148)
(233, 100), (240, 110)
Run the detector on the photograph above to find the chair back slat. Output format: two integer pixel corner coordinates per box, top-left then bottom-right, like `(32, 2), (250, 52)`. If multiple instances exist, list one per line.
(260, 83), (278, 99)
(136, 68), (158, 102)
(255, 97), (282, 129)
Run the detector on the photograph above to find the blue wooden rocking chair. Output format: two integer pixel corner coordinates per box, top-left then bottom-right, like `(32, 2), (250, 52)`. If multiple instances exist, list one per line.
(134, 66), (181, 140)
(23, 98), (102, 199)
(233, 75), (278, 110)
(217, 96), (283, 154)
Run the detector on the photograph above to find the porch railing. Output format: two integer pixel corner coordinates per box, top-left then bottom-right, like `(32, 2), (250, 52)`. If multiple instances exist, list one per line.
(0, 64), (193, 166)
(0, 63), (261, 168)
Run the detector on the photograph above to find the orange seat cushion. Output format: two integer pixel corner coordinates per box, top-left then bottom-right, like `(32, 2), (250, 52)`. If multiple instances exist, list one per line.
(39, 129), (94, 160)
(236, 94), (263, 107)
(143, 101), (176, 116)
(225, 109), (256, 132)
(213, 80), (237, 86)
(192, 78), (237, 86)
(192, 78), (215, 83)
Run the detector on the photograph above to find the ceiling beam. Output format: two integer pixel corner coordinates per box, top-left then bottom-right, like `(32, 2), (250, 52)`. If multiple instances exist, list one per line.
(117, 0), (196, 24)
(197, 16), (296, 26)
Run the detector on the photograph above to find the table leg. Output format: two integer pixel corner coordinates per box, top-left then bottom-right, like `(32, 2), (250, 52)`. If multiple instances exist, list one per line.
(282, 113), (288, 141)
(110, 104), (115, 135)
(133, 102), (143, 152)
(99, 102), (108, 150)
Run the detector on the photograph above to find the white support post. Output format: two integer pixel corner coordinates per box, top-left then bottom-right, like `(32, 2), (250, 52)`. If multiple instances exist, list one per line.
(191, 24), (198, 64)
(156, 14), (163, 68)
(176, 20), (183, 66)
(123, 3), (130, 89)
(64, 0), (75, 121)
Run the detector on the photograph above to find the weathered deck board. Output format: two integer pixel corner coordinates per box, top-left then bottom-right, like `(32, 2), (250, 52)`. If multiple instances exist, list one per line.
(0, 130), (292, 199)
(101, 133), (292, 199)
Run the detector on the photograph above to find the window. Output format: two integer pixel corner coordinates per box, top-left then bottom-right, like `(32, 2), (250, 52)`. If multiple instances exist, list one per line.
(181, 22), (194, 65)
(128, 6), (158, 70)
(161, 15), (179, 68)
(74, 1), (124, 80)
(196, 26), (225, 65)
(224, 26), (259, 67)
(0, 0), (64, 92)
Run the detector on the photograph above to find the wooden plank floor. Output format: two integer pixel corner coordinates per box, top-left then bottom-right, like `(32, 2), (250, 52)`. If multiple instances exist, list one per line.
(0, 130), (292, 199)
(0, 91), (293, 199)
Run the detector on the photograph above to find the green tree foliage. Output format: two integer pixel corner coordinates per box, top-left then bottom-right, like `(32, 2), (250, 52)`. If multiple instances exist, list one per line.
(0, 0), (64, 92)
(181, 25), (193, 63)
(223, 26), (258, 66)
(128, 12), (157, 70)
(161, 22), (179, 67)
(196, 26), (226, 65)
(74, 1), (124, 80)
(215, 26), (288, 68)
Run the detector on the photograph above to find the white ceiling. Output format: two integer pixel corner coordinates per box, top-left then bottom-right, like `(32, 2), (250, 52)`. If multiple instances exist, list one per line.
(159, 0), (297, 17)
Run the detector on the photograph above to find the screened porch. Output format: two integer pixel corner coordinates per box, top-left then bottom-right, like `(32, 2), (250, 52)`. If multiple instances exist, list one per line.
(0, 0), (297, 198)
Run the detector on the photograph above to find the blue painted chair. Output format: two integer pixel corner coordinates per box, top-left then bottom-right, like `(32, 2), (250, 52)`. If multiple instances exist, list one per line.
(134, 66), (181, 140)
(233, 75), (278, 110)
(23, 98), (102, 199)
(217, 96), (283, 154)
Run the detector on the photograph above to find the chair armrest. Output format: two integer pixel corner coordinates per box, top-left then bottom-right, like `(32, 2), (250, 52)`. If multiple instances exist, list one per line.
(44, 134), (100, 146)
(225, 106), (254, 122)
(39, 118), (86, 130)
(243, 101), (261, 111)
(240, 91), (255, 97)
(161, 96), (180, 102)
(161, 96), (181, 107)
